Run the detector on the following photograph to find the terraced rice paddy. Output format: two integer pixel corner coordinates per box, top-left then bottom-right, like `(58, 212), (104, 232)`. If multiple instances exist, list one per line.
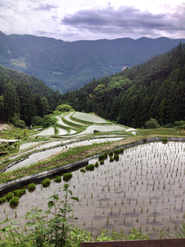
(1, 141), (184, 238)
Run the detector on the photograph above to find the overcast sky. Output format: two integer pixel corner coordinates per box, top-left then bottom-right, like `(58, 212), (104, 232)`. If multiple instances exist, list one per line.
(1, 0), (185, 41)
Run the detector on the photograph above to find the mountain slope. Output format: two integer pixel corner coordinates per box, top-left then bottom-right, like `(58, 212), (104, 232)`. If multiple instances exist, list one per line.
(0, 31), (185, 92)
(60, 43), (185, 127)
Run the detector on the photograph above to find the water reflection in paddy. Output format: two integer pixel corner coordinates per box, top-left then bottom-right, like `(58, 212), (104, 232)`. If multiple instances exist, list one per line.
(1, 141), (185, 237)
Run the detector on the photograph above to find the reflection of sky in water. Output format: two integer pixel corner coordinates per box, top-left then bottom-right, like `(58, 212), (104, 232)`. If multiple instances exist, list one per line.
(1, 141), (185, 236)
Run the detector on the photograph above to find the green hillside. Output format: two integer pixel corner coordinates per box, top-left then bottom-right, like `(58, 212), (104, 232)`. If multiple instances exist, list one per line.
(60, 43), (185, 128)
(0, 31), (185, 92)
(0, 65), (60, 125)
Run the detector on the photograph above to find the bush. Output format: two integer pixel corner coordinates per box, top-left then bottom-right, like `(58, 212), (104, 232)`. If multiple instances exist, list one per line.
(14, 189), (26, 198)
(109, 151), (113, 157)
(110, 157), (114, 162)
(162, 138), (168, 144)
(100, 160), (104, 165)
(63, 173), (73, 182)
(5, 192), (13, 201)
(98, 154), (105, 161)
(95, 162), (99, 168)
(114, 149), (120, 155)
(145, 118), (160, 129)
(86, 164), (95, 171)
(56, 104), (73, 113)
(114, 154), (119, 161)
(80, 168), (86, 173)
(28, 183), (36, 192)
(0, 197), (6, 204)
(31, 116), (43, 126)
(9, 197), (19, 208)
(42, 178), (51, 188)
(14, 119), (25, 129)
(119, 148), (124, 154)
(54, 176), (61, 183)
(42, 115), (57, 128)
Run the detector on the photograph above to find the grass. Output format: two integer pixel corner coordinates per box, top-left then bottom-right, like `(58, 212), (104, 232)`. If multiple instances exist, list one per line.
(27, 183), (36, 192)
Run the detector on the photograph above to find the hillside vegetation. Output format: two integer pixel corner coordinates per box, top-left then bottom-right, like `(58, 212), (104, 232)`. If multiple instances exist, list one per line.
(0, 65), (60, 125)
(60, 43), (185, 128)
(0, 31), (185, 92)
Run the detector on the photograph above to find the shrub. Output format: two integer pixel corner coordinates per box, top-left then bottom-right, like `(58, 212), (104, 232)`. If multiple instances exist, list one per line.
(63, 173), (73, 182)
(100, 160), (104, 165)
(114, 154), (119, 161)
(5, 192), (13, 201)
(119, 148), (124, 154)
(42, 178), (51, 188)
(56, 104), (73, 113)
(95, 162), (99, 168)
(14, 189), (26, 198)
(99, 154), (105, 161)
(42, 115), (57, 128)
(109, 151), (113, 157)
(9, 197), (19, 208)
(14, 119), (25, 129)
(54, 176), (61, 183)
(28, 183), (36, 192)
(31, 116), (43, 126)
(145, 118), (160, 129)
(110, 157), (114, 162)
(104, 153), (108, 159)
(114, 149), (120, 155)
(0, 197), (6, 204)
(86, 164), (95, 171)
(80, 168), (86, 173)
(162, 138), (168, 144)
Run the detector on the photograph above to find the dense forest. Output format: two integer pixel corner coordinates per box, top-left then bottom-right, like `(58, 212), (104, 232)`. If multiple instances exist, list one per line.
(60, 43), (185, 128)
(0, 66), (61, 126)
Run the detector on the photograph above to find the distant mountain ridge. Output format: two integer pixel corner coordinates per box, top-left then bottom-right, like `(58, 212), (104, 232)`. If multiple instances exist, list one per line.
(0, 31), (185, 92)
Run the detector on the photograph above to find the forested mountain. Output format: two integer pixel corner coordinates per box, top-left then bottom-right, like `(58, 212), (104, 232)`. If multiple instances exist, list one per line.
(0, 31), (185, 93)
(0, 66), (61, 125)
(60, 43), (185, 128)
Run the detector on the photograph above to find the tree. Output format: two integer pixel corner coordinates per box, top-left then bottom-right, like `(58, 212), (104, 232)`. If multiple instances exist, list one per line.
(3, 81), (20, 122)
(145, 118), (160, 129)
(17, 82), (35, 125)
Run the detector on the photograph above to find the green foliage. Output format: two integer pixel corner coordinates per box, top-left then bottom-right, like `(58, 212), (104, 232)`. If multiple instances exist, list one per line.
(100, 160), (104, 165)
(56, 104), (73, 113)
(42, 178), (51, 188)
(114, 154), (119, 161)
(95, 161), (99, 167)
(145, 118), (160, 129)
(31, 115), (43, 126)
(63, 173), (73, 182)
(162, 138), (168, 144)
(42, 114), (57, 128)
(5, 192), (13, 201)
(109, 151), (113, 157)
(110, 157), (114, 162)
(0, 95), (3, 107)
(0, 197), (6, 204)
(9, 196), (19, 208)
(14, 189), (26, 198)
(80, 168), (86, 173)
(27, 183), (36, 192)
(54, 176), (61, 183)
(60, 44), (185, 128)
(86, 164), (95, 171)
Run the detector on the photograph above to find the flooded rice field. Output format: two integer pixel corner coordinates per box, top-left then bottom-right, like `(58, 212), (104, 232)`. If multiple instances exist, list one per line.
(1, 141), (185, 237)
(6, 137), (123, 172)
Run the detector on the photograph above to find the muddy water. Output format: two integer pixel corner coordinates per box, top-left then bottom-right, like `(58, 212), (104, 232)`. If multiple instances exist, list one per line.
(1, 142), (185, 237)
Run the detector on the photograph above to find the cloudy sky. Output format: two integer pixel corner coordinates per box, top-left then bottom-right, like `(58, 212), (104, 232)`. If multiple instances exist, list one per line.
(1, 0), (185, 41)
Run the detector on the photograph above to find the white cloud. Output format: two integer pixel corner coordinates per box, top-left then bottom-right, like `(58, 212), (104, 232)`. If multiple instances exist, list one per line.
(0, 0), (184, 41)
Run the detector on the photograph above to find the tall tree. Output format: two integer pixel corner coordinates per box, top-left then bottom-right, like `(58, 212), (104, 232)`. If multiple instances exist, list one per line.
(17, 82), (35, 125)
(3, 81), (20, 122)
